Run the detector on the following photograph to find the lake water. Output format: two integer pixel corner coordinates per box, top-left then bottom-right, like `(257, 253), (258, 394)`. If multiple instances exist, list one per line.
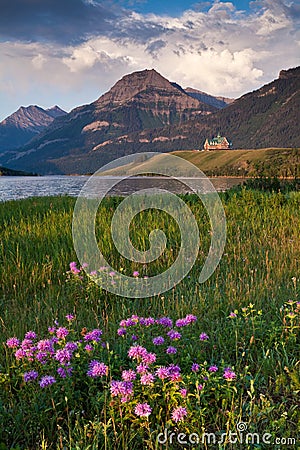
(0, 175), (245, 202)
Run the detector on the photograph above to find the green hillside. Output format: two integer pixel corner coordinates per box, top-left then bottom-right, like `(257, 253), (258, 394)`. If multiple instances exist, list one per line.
(172, 147), (300, 177)
(99, 148), (300, 178)
(0, 166), (36, 176)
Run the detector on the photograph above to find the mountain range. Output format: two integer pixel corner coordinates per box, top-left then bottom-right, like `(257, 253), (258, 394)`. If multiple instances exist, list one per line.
(0, 67), (299, 174)
(0, 105), (66, 153)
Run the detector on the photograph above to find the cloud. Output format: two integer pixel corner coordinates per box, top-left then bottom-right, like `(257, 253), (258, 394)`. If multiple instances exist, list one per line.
(32, 54), (47, 70)
(0, 0), (299, 120)
(59, 1), (297, 96)
(146, 40), (167, 58)
(0, 0), (118, 44)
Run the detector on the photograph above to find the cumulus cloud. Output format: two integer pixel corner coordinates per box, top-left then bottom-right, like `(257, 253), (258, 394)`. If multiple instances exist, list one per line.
(58, 1), (299, 96)
(0, 0), (299, 119)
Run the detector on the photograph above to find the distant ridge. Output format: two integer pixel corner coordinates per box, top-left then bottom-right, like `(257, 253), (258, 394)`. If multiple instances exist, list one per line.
(0, 105), (66, 152)
(184, 87), (234, 109)
(0, 165), (36, 176)
(45, 106), (67, 119)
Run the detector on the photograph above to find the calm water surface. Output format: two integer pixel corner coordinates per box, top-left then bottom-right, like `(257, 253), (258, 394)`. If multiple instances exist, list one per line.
(0, 175), (244, 202)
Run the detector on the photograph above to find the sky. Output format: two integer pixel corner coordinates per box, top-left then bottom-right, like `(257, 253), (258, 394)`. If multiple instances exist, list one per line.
(0, 0), (299, 121)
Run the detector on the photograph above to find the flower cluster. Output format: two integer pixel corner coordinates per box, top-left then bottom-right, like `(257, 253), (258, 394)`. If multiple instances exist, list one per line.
(223, 367), (237, 380)
(110, 380), (134, 403)
(6, 317), (107, 388)
(87, 360), (108, 378)
(67, 262), (149, 288)
(5, 310), (238, 425)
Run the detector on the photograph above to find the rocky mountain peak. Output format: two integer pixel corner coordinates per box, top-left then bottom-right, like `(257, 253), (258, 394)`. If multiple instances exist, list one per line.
(95, 68), (198, 107)
(1, 105), (66, 130)
(0, 104), (66, 152)
(279, 66), (300, 80)
(1, 105), (54, 130)
(46, 106), (67, 118)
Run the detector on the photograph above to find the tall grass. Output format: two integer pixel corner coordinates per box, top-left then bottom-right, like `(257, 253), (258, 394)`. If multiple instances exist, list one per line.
(0, 191), (298, 336)
(0, 189), (299, 448)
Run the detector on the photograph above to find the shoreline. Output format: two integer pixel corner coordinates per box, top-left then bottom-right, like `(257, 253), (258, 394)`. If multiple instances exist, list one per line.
(1, 174), (297, 180)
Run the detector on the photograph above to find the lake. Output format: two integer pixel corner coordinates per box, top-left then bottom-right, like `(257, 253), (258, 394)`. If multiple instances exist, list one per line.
(0, 175), (245, 202)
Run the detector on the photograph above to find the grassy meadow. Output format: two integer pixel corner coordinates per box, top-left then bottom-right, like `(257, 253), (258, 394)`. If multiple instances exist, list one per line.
(0, 188), (299, 449)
